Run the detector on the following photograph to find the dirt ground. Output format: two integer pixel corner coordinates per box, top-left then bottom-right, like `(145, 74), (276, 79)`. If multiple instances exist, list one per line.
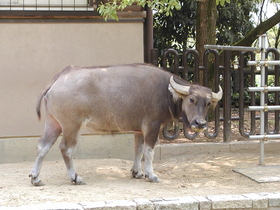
(1, 110), (279, 207)
(1, 152), (280, 207)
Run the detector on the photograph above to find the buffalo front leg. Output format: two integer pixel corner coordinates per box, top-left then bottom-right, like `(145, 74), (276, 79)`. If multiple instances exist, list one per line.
(131, 132), (145, 179)
(59, 130), (83, 184)
(144, 143), (159, 182)
(30, 118), (62, 186)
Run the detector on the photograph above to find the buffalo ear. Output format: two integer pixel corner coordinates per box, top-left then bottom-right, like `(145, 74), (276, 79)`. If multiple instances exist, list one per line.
(211, 100), (218, 109)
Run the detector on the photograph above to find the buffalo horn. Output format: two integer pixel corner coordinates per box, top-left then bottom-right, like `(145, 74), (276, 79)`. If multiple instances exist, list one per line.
(212, 85), (223, 101)
(169, 76), (190, 95)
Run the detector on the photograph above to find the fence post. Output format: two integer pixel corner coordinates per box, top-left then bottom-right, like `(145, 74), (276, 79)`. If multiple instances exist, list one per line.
(150, 49), (158, 66)
(223, 50), (232, 142)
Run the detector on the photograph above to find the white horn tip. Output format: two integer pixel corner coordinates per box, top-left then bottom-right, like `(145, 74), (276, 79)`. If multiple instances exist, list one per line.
(212, 85), (223, 101)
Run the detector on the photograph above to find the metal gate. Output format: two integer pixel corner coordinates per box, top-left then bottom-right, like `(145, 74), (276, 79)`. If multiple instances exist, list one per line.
(150, 36), (280, 146)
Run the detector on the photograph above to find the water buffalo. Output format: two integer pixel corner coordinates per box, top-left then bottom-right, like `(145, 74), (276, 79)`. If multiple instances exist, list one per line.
(30, 63), (222, 185)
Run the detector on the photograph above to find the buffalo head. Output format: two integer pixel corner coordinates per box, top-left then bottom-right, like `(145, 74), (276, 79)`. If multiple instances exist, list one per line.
(169, 76), (223, 132)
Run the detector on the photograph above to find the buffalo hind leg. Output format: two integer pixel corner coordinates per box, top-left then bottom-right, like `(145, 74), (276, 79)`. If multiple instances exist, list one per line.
(59, 127), (83, 184)
(131, 132), (145, 179)
(30, 117), (62, 186)
(143, 127), (160, 183)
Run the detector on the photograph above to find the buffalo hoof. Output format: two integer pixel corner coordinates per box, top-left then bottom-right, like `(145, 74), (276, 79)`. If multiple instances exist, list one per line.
(29, 173), (44, 186)
(131, 170), (145, 179)
(71, 173), (84, 185)
(33, 180), (44, 186)
(146, 174), (159, 183)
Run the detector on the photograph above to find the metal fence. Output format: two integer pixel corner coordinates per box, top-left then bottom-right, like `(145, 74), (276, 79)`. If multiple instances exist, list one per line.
(0, 0), (100, 17)
(0, 0), (146, 19)
(151, 46), (280, 143)
(0, 0), (97, 11)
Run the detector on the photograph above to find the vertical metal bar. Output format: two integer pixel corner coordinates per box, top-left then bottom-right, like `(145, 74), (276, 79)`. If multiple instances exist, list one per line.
(173, 52), (179, 76)
(89, 0), (94, 7)
(259, 35), (266, 166)
(239, 51), (246, 136)
(182, 49), (198, 140)
(161, 49), (180, 140)
(223, 50), (232, 142)
(150, 49), (158, 67)
(266, 48), (280, 134)
(96, 0), (100, 10)
(193, 52), (199, 83)
(144, 6), (153, 64)
(183, 49), (199, 81)
(264, 58), (268, 133)
(239, 51), (256, 137)
(275, 51), (280, 133)
(162, 49), (179, 75)
(182, 52), (188, 80)
(202, 51), (208, 87)
(250, 53), (256, 134)
(203, 49), (221, 139)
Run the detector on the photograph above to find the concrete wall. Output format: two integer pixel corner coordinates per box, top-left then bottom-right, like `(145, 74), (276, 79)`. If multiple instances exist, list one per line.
(0, 133), (135, 164)
(0, 21), (144, 138)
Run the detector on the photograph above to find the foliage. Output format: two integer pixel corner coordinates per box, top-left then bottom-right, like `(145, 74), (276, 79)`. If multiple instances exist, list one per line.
(97, 0), (181, 21)
(97, 0), (229, 21)
(216, 0), (256, 45)
(234, 10), (280, 47)
(153, 0), (256, 64)
(266, 3), (280, 48)
(216, 0), (230, 6)
(153, 0), (196, 66)
(267, 24), (280, 48)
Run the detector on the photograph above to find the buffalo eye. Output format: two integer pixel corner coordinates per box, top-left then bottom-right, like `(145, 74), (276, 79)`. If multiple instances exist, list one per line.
(207, 102), (211, 107)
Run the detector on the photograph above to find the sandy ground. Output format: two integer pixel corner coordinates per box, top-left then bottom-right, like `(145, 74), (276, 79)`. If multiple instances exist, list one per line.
(1, 152), (280, 207)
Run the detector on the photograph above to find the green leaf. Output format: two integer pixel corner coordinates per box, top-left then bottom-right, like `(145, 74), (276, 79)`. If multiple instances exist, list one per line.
(175, 3), (181, 10)
(97, 0), (182, 21)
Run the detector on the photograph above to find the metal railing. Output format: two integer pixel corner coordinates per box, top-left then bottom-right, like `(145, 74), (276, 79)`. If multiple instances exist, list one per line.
(0, 0), (146, 19)
(0, 0), (100, 17)
(151, 42), (280, 145)
(0, 0), (96, 11)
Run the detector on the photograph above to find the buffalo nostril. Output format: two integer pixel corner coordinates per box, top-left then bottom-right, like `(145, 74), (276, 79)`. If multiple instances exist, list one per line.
(191, 119), (207, 132)
(195, 119), (206, 128)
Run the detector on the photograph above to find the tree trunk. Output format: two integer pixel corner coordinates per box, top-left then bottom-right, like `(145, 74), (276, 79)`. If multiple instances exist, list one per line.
(196, 0), (217, 122)
(234, 10), (280, 47)
(196, 0), (217, 86)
